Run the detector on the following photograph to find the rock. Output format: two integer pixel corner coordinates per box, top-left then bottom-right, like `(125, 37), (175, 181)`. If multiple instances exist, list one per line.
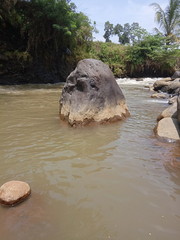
(159, 77), (172, 82)
(168, 96), (177, 104)
(149, 85), (155, 92)
(151, 92), (168, 99)
(177, 95), (180, 124)
(154, 117), (180, 140)
(0, 181), (31, 206)
(59, 59), (130, 126)
(171, 71), (180, 80)
(153, 79), (171, 91)
(166, 81), (180, 94)
(157, 101), (177, 121)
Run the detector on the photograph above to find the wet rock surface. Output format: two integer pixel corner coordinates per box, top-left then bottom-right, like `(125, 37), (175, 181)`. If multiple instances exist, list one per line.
(59, 59), (130, 126)
(0, 181), (31, 206)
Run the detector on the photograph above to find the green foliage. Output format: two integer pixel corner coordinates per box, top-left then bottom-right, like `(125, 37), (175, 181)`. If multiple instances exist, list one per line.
(150, 0), (180, 43)
(126, 34), (179, 75)
(104, 21), (148, 45)
(103, 21), (114, 42)
(0, 0), (179, 83)
(89, 42), (128, 77)
(89, 35), (179, 77)
(0, 0), (94, 80)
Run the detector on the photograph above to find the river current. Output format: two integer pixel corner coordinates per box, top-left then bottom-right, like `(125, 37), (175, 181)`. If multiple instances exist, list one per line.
(0, 78), (180, 240)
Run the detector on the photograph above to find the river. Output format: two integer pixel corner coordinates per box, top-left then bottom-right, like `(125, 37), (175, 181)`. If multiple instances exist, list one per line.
(0, 79), (180, 240)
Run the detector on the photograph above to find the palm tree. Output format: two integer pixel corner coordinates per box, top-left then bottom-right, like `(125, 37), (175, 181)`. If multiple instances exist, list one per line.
(150, 0), (180, 43)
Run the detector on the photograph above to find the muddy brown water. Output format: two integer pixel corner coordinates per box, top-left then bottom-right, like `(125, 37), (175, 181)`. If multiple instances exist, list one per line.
(0, 80), (180, 240)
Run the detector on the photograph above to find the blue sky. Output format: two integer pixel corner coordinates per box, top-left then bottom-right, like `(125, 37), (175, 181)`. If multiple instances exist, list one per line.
(72, 0), (169, 42)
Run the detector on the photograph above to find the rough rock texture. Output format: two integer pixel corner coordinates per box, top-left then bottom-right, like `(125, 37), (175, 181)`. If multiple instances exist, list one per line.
(59, 59), (129, 126)
(0, 181), (31, 206)
(155, 117), (180, 140)
(177, 95), (180, 124)
(157, 101), (177, 121)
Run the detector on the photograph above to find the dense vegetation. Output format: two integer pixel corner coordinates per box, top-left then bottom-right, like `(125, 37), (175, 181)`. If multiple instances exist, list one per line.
(90, 36), (179, 77)
(0, 0), (179, 84)
(0, 0), (93, 83)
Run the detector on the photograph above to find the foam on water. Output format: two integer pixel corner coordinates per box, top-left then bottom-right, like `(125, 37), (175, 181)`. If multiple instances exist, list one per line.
(116, 77), (162, 86)
(146, 99), (168, 104)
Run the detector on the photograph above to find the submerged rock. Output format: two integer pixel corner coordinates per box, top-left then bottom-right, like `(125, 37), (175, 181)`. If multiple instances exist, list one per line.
(59, 59), (130, 126)
(0, 181), (31, 206)
(151, 92), (168, 99)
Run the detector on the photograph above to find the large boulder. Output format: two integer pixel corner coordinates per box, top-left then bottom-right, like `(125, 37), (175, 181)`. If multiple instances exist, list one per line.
(59, 59), (130, 126)
(154, 117), (180, 141)
(0, 180), (31, 206)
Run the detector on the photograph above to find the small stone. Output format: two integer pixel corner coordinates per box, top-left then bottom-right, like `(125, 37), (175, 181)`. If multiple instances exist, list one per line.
(0, 180), (31, 206)
(151, 92), (168, 99)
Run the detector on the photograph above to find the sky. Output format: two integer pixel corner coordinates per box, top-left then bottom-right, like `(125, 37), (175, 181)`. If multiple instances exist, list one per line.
(72, 0), (169, 42)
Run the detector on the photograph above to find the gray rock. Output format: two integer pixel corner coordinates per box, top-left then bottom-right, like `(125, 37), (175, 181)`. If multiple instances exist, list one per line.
(177, 95), (180, 124)
(59, 59), (130, 126)
(166, 81), (180, 94)
(171, 71), (180, 80)
(154, 117), (180, 140)
(0, 180), (31, 206)
(153, 79), (171, 91)
(157, 101), (177, 121)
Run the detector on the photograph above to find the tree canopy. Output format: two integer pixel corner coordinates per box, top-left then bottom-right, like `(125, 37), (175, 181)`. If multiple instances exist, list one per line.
(103, 21), (148, 45)
(150, 0), (180, 43)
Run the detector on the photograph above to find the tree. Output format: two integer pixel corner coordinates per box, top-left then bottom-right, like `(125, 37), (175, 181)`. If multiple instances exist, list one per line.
(113, 23), (123, 42)
(0, 0), (95, 82)
(103, 21), (114, 42)
(114, 22), (148, 45)
(130, 22), (148, 44)
(150, 0), (180, 43)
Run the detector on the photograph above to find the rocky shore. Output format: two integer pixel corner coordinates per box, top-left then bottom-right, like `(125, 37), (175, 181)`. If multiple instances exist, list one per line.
(151, 71), (180, 141)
